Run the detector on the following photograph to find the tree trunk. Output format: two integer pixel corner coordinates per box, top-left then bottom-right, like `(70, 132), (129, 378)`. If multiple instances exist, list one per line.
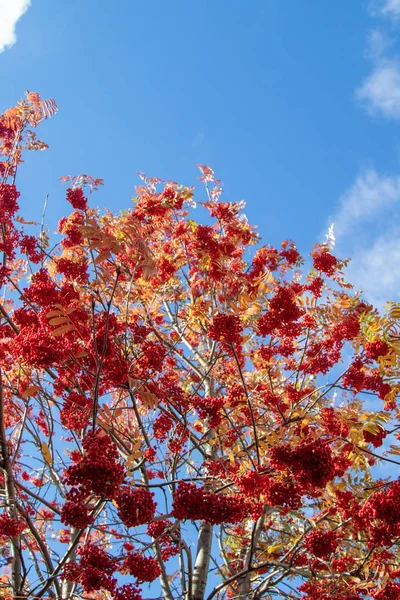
(192, 520), (213, 600)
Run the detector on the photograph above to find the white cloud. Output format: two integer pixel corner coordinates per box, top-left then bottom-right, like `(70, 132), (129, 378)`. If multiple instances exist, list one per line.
(331, 169), (400, 307)
(355, 27), (400, 119)
(345, 232), (400, 307)
(356, 61), (400, 118)
(365, 30), (392, 61)
(0, 0), (31, 53)
(332, 169), (400, 237)
(380, 0), (400, 18)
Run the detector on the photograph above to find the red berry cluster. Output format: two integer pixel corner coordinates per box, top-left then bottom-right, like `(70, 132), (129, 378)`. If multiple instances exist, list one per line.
(63, 543), (116, 593)
(137, 340), (166, 375)
(60, 500), (93, 529)
(147, 519), (180, 561)
(168, 422), (189, 453)
(64, 430), (125, 499)
(58, 210), (84, 248)
(304, 529), (338, 558)
(263, 479), (302, 510)
(313, 250), (338, 276)
(226, 385), (247, 407)
(257, 284), (304, 338)
(209, 313), (243, 346)
(172, 482), (252, 525)
(123, 552), (161, 583)
(342, 358), (391, 399)
(0, 183), (19, 221)
(269, 440), (336, 490)
(362, 425), (387, 448)
(320, 407), (350, 438)
(22, 268), (58, 307)
(359, 480), (400, 547)
(298, 579), (362, 599)
(55, 256), (88, 284)
(115, 486), (156, 528)
(60, 392), (92, 431)
(113, 584), (143, 600)
(332, 313), (360, 342)
(228, 471), (293, 517)
(372, 582), (400, 600)
(162, 186), (176, 201)
(365, 340), (390, 361)
(307, 276), (324, 298)
(20, 234), (44, 263)
(152, 412), (174, 441)
(280, 246), (300, 265)
(234, 470), (267, 498)
(66, 187), (87, 211)
(249, 246), (280, 275)
(13, 311), (63, 369)
(0, 512), (25, 537)
(192, 395), (225, 428)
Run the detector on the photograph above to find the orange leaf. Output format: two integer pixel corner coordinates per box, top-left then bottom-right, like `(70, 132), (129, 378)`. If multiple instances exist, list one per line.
(41, 442), (52, 464)
(22, 385), (40, 399)
(48, 316), (70, 327)
(51, 324), (74, 336)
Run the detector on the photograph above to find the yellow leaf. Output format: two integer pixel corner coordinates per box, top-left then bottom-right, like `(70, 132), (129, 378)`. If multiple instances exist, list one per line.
(238, 294), (250, 310)
(362, 423), (382, 435)
(244, 301), (263, 317)
(258, 441), (270, 451)
(41, 442), (52, 464)
(390, 305), (400, 320)
(229, 302), (241, 314)
(266, 543), (284, 554)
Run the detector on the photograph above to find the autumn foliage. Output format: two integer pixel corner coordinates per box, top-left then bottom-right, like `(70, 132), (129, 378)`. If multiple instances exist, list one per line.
(0, 92), (400, 599)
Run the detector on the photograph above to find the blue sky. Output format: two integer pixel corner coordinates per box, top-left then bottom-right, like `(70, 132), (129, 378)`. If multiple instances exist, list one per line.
(2, 0), (400, 306)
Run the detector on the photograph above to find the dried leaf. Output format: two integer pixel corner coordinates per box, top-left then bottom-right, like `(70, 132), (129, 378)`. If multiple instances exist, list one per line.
(51, 324), (75, 337)
(21, 385), (40, 399)
(48, 316), (70, 327)
(94, 250), (111, 265)
(41, 442), (52, 465)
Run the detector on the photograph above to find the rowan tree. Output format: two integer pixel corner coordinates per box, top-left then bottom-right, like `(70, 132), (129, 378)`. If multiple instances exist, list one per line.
(0, 92), (399, 600)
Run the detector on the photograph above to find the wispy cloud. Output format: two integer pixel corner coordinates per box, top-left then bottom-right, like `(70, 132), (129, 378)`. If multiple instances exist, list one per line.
(345, 232), (400, 306)
(343, 5), (400, 306)
(355, 29), (400, 119)
(356, 60), (400, 118)
(331, 169), (400, 306)
(0, 0), (31, 54)
(366, 29), (392, 60)
(332, 168), (400, 237)
(379, 0), (400, 19)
